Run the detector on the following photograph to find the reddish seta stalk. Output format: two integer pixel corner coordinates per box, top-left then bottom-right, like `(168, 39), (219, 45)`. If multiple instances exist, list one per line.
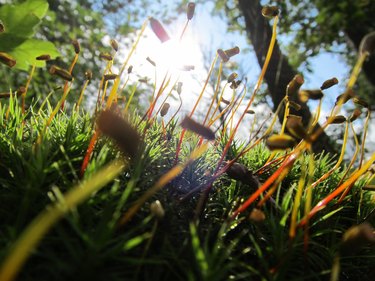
(80, 131), (99, 178)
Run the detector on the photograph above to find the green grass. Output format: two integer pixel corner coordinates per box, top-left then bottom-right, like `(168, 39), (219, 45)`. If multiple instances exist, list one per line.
(0, 93), (374, 281)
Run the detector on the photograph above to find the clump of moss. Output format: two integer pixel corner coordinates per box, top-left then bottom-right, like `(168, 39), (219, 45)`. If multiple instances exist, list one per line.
(0, 2), (374, 281)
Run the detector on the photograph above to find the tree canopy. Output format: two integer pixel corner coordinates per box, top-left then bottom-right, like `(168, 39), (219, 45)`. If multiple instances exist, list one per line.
(212, 0), (375, 101)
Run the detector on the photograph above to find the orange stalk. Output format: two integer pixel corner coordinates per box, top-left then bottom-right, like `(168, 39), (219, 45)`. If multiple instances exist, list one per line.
(359, 110), (370, 168)
(174, 55), (218, 163)
(207, 83), (229, 125)
(231, 146), (299, 219)
(80, 20), (148, 178)
(218, 16), (279, 169)
(76, 79), (89, 110)
(299, 152), (375, 227)
(80, 130), (99, 178)
(203, 61), (223, 125)
(61, 53), (79, 109)
(337, 123), (360, 202)
(310, 121), (349, 189)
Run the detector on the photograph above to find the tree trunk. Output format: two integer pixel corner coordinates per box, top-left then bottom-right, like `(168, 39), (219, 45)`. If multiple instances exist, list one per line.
(237, 0), (335, 155)
(345, 28), (375, 89)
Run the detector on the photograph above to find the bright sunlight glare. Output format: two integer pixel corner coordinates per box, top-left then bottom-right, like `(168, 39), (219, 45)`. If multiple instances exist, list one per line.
(151, 37), (202, 71)
(120, 25), (208, 116)
(133, 27), (204, 76)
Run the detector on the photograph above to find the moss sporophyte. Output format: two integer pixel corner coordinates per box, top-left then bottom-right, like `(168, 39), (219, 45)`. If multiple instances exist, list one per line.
(0, 2), (374, 281)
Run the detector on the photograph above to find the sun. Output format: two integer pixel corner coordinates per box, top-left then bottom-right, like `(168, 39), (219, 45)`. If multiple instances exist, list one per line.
(125, 23), (208, 114)
(137, 27), (203, 73)
(154, 36), (202, 71)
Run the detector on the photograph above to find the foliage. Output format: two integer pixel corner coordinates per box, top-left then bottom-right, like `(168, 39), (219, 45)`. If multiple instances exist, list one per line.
(275, 0), (374, 61)
(0, 0), (59, 70)
(208, 0), (375, 102)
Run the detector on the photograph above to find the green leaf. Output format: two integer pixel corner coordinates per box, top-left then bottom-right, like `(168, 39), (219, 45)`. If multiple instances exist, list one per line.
(19, 0), (49, 20)
(0, 7), (40, 39)
(0, 0), (48, 39)
(0, 34), (29, 51)
(0, 0), (59, 70)
(9, 39), (60, 71)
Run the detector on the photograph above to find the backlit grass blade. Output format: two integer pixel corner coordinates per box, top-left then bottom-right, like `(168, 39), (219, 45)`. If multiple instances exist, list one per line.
(0, 160), (125, 281)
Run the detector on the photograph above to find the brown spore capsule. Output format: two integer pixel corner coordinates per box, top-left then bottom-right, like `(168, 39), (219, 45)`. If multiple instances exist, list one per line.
(0, 87), (25, 99)
(127, 65), (133, 74)
(99, 52), (113, 61)
(180, 116), (215, 140)
(17, 86), (26, 94)
(160, 102), (170, 117)
(286, 115), (307, 139)
(327, 115), (346, 124)
(85, 70), (93, 80)
(359, 31), (375, 56)
(230, 80), (241, 89)
(249, 208), (266, 223)
(0, 92), (11, 99)
(261, 6), (279, 18)
(110, 39), (119, 52)
(138, 78), (148, 83)
(104, 73), (118, 81)
(0, 52), (16, 67)
(340, 223), (375, 256)
(349, 108), (362, 122)
(221, 98), (230, 105)
(246, 109), (255, 114)
(353, 97), (369, 108)
(226, 162), (248, 181)
(299, 89), (324, 101)
(146, 56), (156, 67)
(309, 89), (324, 100)
(226, 162), (259, 188)
(150, 200), (165, 220)
(224, 46), (240, 58)
(335, 89), (355, 105)
(97, 109), (142, 160)
(320, 77), (338, 90)
(217, 49), (229, 62)
(187, 2), (196, 20)
(180, 65), (195, 71)
(176, 82), (183, 95)
(362, 185), (375, 191)
(227, 72), (238, 83)
(266, 134), (296, 150)
(287, 74), (304, 97)
(72, 39), (80, 54)
(36, 54), (51, 61)
(49, 65), (73, 81)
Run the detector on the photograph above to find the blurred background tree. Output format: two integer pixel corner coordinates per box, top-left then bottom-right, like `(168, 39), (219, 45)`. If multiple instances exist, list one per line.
(0, 0), (181, 107)
(1, 0), (107, 106)
(210, 0), (375, 104)
(199, 0), (374, 153)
